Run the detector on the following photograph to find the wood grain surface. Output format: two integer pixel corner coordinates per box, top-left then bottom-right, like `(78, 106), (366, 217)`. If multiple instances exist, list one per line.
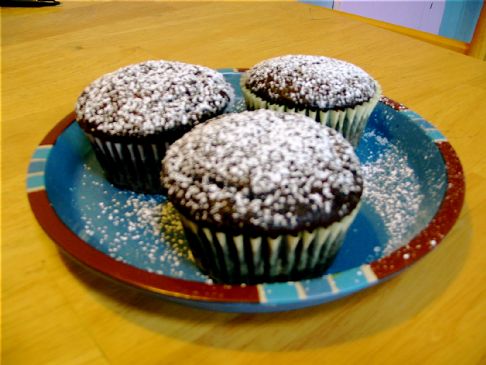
(2, 2), (486, 364)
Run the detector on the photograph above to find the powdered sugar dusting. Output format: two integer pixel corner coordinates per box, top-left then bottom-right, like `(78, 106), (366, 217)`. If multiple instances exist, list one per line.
(361, 129), (424, 254)
(76, 165), (211, 282)
(244, 55), (377, 109)
(162, 110), (363, 231)
(76, 60), (233, 137)
(68, 106), (432, 281)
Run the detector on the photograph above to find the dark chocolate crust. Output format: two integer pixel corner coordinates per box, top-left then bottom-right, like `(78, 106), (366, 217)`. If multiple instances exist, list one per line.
(162, 110), (363, 236)
(75, 60), (234, 139)
(243, 55), (378, 111)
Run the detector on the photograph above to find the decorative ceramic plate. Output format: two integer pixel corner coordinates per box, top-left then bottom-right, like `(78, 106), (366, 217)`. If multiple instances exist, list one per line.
(27, 69), (464, 312)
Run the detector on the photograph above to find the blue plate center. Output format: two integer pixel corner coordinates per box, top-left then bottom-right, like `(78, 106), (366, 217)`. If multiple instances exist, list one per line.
(44, 72), (447, 283)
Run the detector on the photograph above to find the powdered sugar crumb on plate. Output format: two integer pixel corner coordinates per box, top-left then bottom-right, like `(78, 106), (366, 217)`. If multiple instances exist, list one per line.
(74, 124), (426, 280)
(360, 129), (424, 255)
(77, 165), (212, 282)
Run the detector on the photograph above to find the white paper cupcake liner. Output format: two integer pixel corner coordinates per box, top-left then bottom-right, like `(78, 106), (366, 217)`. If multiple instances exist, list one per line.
(241, 77), (381, 146)
(85, 134), (170, 193)
(177, 204), (360, 284)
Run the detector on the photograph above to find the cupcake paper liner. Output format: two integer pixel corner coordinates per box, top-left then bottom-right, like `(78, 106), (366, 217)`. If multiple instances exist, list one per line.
(86, 133), (169, 193)
(241, 77), (381, 146)
(177, 204), (360, 284)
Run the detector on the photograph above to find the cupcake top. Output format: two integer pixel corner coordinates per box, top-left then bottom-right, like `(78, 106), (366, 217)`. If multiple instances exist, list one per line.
(76, 60), (233, 138)
(162, 110), (363, 235)
(243, 55), (378, 110)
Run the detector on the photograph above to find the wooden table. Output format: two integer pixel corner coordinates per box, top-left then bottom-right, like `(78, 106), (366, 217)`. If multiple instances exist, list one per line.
(3, 2), (486, 364)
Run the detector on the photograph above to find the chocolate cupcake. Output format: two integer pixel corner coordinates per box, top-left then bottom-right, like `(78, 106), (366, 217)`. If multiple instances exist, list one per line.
(162, 110), (363, 284)
(75, 60), (234, 193)
(241, 55), (381, 146)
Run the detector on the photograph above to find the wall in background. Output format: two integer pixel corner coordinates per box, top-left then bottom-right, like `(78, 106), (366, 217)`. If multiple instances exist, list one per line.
(302, 0), (483, 43)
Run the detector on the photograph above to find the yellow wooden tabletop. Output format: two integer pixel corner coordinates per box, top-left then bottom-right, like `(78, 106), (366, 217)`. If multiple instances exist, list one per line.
(3, 2), (486, 364)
